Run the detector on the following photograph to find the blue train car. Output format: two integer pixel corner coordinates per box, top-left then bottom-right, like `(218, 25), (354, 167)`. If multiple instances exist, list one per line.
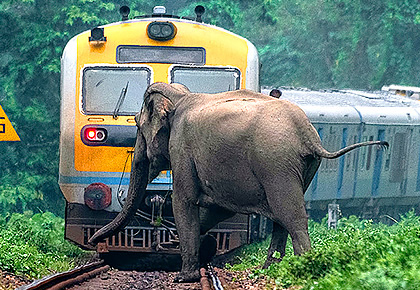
(263, 88), (420, 220)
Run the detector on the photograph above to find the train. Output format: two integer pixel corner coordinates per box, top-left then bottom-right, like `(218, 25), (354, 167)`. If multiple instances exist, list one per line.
(261, 87), (420, 222)
(59, 5), (420, 259)
(59, 5), (264, 256)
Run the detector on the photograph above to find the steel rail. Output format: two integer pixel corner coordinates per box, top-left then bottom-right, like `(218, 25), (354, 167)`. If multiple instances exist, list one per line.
(200, 263), (225, 290)
(17, 260), (110, 290)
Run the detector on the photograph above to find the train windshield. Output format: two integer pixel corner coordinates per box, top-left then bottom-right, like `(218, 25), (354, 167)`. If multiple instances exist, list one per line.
(82, 66), (151, 115)
(171, 67), (241, 93)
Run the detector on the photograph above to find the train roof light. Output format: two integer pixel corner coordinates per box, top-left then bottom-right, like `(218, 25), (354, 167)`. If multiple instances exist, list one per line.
(153, 6), (166, 15)
(119, 6), (130, 21)
(147, 21), (177, 41)
(89, 27), (107, 45)
(194, 5), (205, 23)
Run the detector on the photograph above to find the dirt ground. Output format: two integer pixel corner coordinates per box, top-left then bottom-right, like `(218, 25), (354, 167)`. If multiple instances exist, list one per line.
(67, 267), (273, 290)
(0, 270), (31, 290)
(3, 267), (274, 290)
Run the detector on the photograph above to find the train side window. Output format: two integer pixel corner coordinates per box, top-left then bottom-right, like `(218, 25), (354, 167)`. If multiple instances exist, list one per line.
(332, 134), (338, 170)
(317, 127), (325, 171)
(345, 134), (353, 171)
(384, 128), (393, 171)
(384, 152), (391, 171)
(366, 136), (374, 170)
(360, 136), (368, 170)
(322, 134), (328, 171)
(390, 132), (408, 183)
(346, 153), (351, 171)
(352, 135), (358, 170)
(170, 66), (240, 94)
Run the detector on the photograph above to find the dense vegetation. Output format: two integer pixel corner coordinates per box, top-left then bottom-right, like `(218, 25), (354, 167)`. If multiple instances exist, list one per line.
(228, 212), (420, 289)
(0, 212), (86, 279)
(1, 0), (420, 285)
(1, 0), (420, 217)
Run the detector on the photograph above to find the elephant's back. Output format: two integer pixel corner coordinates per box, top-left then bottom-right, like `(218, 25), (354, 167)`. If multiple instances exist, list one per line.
(175, 95), (312, 158)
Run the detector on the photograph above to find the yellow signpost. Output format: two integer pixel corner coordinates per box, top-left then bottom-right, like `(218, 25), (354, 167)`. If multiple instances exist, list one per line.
(0, 104), (20, 141)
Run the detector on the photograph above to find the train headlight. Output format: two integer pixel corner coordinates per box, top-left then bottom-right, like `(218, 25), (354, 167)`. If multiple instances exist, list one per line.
(84, 183), (112, 210)
(89, 27), (107, 45)
(147, 21), (177, 41)
(83, 127), (107, 142)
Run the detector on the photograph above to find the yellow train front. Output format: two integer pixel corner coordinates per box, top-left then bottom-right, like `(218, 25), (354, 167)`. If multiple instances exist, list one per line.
(59, 6), (262, 255)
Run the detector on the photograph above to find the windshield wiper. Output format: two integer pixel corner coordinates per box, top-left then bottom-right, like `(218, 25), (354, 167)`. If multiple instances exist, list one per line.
(113, 81), (129, 119)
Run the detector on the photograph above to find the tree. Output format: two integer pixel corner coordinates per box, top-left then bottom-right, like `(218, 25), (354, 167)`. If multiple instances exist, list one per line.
(0, 0), (152, 216)
(1, 0), (420, 216)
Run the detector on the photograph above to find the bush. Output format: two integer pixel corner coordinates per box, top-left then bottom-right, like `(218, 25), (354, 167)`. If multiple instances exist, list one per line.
(227, 211), (420, 289)
(0, 211), (86, 279)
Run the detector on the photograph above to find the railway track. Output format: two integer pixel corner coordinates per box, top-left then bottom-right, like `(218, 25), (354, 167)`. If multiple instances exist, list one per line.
(16, 261), (110, 290)
(16, 260), (227, 290)
(201, 264), (226, 290)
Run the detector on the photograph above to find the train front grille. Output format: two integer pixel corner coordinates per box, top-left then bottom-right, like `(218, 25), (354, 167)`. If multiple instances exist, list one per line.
(79, 225), (243, 254)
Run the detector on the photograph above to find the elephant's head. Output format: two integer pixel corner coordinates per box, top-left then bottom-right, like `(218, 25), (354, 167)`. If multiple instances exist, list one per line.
(88, 82), (189, 245)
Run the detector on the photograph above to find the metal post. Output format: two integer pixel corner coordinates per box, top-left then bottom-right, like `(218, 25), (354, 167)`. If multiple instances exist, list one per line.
(328, 203), (340, 229)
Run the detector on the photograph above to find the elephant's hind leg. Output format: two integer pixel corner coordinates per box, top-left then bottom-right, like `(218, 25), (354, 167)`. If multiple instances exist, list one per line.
(263, 222), (288, 268)
(265, 179), (311, 257)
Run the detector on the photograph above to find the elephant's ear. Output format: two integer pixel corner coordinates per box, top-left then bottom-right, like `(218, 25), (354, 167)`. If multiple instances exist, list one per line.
(139, 91), (175, 148)
(146, 95), (173, 121)
(142, 92), (174, 180)
(136, 93), (172, 130)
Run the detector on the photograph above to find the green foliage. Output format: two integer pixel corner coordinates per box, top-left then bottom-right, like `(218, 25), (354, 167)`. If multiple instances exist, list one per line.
(2, 0), (420, 217)
(230, 0), (420, 90)
(227, 212), (420, 289)
(0, 211), (86, 279)
(0, 0), (152, 216)
(180, 0), (243, 30)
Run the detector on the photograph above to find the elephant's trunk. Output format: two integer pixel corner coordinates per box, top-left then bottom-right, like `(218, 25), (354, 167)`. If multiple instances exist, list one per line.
(88, 132), (149, 245)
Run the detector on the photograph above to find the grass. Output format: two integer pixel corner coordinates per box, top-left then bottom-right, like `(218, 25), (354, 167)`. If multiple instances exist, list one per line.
(2, 210), (420, 289)
(0, 211), (88, 279)
(226, 212), (420, 289)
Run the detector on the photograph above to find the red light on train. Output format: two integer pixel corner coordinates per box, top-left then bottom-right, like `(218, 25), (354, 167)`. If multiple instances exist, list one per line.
(87, 129), (95, 139)
(84, 183), (112, 210)
(84, 127), (107, 142)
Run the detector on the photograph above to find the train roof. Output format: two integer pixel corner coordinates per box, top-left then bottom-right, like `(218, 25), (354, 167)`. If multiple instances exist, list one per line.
(262, 88), (420, 125)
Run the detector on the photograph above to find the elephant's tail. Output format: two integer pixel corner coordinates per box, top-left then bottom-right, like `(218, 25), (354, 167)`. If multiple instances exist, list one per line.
(316, 141), (389, 159)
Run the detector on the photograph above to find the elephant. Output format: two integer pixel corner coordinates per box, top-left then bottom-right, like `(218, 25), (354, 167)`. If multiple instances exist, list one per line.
(89, 82), (388, 282)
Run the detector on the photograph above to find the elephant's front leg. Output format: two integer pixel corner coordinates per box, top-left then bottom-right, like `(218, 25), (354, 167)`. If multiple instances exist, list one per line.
(172, 185), (201, 282)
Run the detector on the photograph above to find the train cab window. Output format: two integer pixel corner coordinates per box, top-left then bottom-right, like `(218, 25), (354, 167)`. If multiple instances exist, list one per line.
(171, 67), (240, 93)
(82, 67), (151, 115)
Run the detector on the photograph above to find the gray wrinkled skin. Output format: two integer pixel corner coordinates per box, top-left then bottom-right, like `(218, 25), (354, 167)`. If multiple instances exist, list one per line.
(89, 82), (388, 282)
